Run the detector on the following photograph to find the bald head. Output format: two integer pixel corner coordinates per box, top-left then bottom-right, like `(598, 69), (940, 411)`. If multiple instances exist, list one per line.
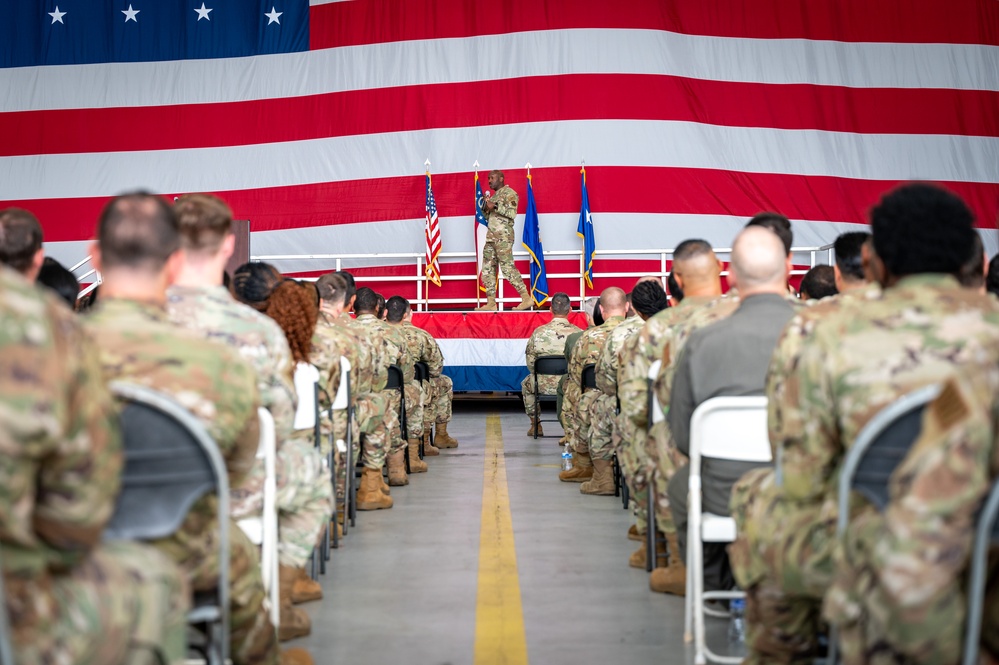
(598, 287), (627, 319)
(671, 238), (722, 297)
(729, 226), (789, 295)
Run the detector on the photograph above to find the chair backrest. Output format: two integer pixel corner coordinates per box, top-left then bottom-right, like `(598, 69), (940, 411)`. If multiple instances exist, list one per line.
(292, 362), (320, 430)
(581, 363), (597, 390)
(836, 384), (940, 533)
(104, 382), (230, 542)
(689, 396), (771, 468)
(414, 361), (429, 383)
(330, 357), (352, 411)
(534, 355), (568, 376)
(385, 364), (403, 390)
(0, 548), (13, 665)
(963, 479), (999, 665)
(648, 359), (665, 426)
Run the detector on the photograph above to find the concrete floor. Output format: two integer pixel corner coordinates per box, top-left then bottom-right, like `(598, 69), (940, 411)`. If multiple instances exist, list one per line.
(290, 400), (737, 665)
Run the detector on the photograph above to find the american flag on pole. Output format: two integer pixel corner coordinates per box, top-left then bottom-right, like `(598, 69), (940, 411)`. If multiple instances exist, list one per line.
(424, 170), (442, 287)
(2, 0), (998, 274)
(474, 171), (490, 294)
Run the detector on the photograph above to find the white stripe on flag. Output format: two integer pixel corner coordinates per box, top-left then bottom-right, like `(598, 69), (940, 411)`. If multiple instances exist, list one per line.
(437, 338), (527, 368)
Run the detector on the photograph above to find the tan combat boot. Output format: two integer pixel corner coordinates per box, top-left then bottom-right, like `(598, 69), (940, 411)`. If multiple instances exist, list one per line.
(513, 285), (533, 311)
(558, 450), (594, 482)
(581, 458), (616, 495)
(278, 564), (312, 641)
(629, 533), (665, 568)
(527, 417), (544, 437)
(356, 467), (393, 510)
(291, 566), (322, 603)
(387, 450), (409, 486)
(422, 429), (440, 456)
(628, 524), (644, 542)
(435, 421), (459, 448)
(558, 435), (567, 446)
(280, 648), (315, 665)
(475, 295), (497, 311)
(408, 438), (428, 473)
(649, 532), (687, 596)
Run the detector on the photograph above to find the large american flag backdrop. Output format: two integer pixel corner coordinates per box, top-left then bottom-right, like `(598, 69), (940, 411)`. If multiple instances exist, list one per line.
(2, 0), (998, 294)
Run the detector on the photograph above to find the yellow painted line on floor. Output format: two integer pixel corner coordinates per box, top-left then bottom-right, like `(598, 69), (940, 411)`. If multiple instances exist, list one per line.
(474, 413), (529, 665)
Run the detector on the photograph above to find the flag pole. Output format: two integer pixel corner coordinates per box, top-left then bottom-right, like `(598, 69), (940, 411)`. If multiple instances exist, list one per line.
(473, 159), (480, 309)
(425, 158), (431, 312)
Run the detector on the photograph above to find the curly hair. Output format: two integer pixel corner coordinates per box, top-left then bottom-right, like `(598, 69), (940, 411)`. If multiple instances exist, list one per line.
(265, 280), (319, 365)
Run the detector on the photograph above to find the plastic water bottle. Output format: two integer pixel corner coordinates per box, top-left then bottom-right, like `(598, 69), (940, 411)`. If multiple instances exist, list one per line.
(728, 597), (747, 646)
(561, 449), (573, 472)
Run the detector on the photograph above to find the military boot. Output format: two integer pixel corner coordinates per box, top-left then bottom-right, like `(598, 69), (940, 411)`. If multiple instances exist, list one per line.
(422, 429), (440, 456)
(513, 284), (533, 311)
(387, 450), (409, 486)
(629, 534), (665, 568)
(278, 565), (312, 640)
(291, 566), (322, 603)
(581, 458), (616, 495)
(280, 648), (315, 665)
(435, 421), (459, 448)
(649, 532), (686, 596)
(356, 467), (393, 510)
(475, 295), (497, 311)
(558, 450), (593, 482)
(527, 417), (544, 437)
(408, 438), (428, 473)
(628, 524), (644, 542)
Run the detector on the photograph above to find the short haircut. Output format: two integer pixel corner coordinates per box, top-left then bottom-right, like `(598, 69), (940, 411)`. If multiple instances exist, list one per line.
(37, 257), (79, 307)
(97, 192), (180, 271)
(592, 303), (604, 326)
(353, 286), (378, 313)
(0, 208), (43, 273)
(232, 261), (281, 312)
(582, 296), (599, 320)
(315, 272), (347, 304)
(335, 270), (356, 306)
(871, 183), (976, 278)
(833, 231), (870, 282)
(550, 292), (571, 315)
(385, 295), (410, 322)
(958, 232), (985, 290)
(731, 226), (786, 289)
(799, 265), (838, 300)
(987, 254), (999, 298)
(667, 272), (683, 302)
(174, 193), (233, 255)
(672, 239), (713, 263)
(745, 212), (793, 256)
(631, 279), (669, 318)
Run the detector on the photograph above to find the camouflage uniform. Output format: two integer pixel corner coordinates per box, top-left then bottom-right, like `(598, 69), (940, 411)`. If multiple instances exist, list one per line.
(564, 315), (625, 454)
(400, 320), (452, 430)
(589, 316), (643, 460)
(824, 373), (999, 665)
(481, 184), (530, 300)
(356, 313), (410, 455)
(558, 328), (585, 423)
(520, 317), (581, 417)
(1, 269), (188, 665)
(87, 298), (278, 665)
(168, 285), (332, 570)
(728, 275), (999, 665)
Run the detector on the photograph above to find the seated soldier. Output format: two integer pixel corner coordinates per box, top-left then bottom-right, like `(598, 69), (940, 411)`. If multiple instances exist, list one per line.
(521, 292), (581, 437)
(384, 295), (429, 472)
(0, 262), (188, 664)
(84, 192), (293, 665)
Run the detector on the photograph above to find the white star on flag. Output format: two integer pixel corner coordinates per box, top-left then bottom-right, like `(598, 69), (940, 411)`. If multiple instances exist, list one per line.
(194, 3), (213, 21)
(122, 5), (140, 22)
(48, 6), (66, 24)
(265, 7), (283, 25)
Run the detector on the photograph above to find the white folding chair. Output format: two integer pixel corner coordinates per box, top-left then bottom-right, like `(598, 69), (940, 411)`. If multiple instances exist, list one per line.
(645, 359), (667, 572)
(292, 363), (320, 431)
(685, 396), (771, 665)
(236, 408), (280, 629)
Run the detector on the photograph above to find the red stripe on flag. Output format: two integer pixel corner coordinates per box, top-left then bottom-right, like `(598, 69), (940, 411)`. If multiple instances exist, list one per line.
(16, 167), (999, 242)
(311, 0), (999, 49)
(5, 74), (996, 157)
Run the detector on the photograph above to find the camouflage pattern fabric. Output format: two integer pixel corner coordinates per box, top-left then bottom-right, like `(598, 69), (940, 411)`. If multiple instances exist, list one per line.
(728, 275), (999, 665)
(402, 320), (454, 428)
(557, 329), (585, 424)
(169, 285), (330, 570)
(87, 298), (278, 665)
(564, 315), (625, 454)
(481, 184), (529, 299)
(355, 313), (408, 456)
(588, 316), (643, 461)
(1, 268), (188, 664)
(520, 317), (581, 417)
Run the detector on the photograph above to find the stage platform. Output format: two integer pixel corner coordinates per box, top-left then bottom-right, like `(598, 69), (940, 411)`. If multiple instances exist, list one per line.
(414, 311), (588, 392)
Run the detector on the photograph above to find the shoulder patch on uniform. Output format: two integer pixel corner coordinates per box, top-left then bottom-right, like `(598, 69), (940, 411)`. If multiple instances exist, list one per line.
(931, 380), (970, 432)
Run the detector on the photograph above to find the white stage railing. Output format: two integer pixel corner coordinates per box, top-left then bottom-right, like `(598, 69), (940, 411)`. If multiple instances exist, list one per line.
(253, 245), (835, 312)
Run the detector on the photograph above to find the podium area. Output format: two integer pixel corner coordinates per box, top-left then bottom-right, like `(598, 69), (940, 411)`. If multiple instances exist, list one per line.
(287, 400), (712, 665)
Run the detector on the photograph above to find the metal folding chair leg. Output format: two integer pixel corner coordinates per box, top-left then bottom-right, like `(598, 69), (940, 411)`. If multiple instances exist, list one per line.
(646, 477), (657, 573)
